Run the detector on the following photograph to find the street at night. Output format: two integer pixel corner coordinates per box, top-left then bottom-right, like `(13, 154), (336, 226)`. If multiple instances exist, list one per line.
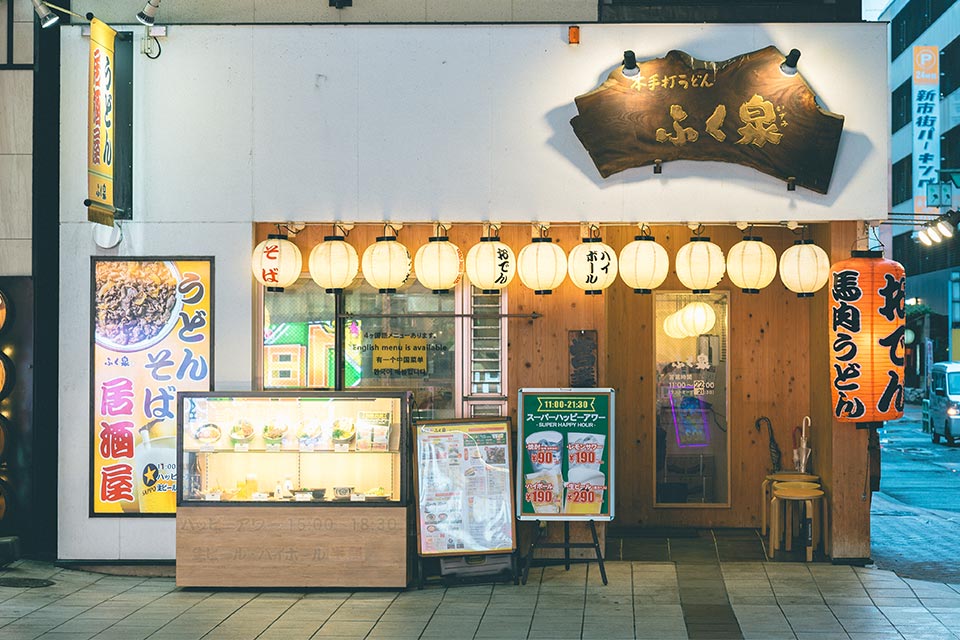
(873, 403), (960, 582)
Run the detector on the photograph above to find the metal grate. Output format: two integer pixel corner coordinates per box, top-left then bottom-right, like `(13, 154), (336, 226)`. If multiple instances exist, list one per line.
(0, 577), (54, 588)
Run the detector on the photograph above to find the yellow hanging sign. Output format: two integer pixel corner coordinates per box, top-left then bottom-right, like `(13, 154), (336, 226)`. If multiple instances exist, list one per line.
(87, 18), (117, 225)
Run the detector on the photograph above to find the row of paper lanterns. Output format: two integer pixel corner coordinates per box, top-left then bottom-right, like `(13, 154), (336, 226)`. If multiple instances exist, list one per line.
(251, 230), (832, 297)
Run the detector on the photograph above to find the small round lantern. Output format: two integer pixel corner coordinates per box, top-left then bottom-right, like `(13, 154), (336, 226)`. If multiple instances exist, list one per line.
(252, 234), (302, 292)
(465, 236), (516, 294)
(779, 239), (830, 297)
(675, 235), (725, 293)
(619, 234), (668, 293)
(679, 301), (717, 336)
(361, 235), (411, 293)
(414, 236), (463, 294)
(517, 238), (567, 295)
(308, 235), (359, 293)
(726, 236), (777, 294)
(663, 311), (688, 339)
(568, 237), (619, 295)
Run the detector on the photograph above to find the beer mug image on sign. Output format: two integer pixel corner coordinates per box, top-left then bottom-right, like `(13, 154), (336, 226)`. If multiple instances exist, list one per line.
(525, 470), (563, 513)
(564, 467), (605, 515)
(136, 435), (177, 513)
(567, 432), (605, 471)
(525, 430), (563, 471)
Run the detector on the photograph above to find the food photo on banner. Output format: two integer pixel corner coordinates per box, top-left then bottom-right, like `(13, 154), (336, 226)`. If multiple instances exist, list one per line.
(517, 389), (614, 521)
(90, 258), (214, 516)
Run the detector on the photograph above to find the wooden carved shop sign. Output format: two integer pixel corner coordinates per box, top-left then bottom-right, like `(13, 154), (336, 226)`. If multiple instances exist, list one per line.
(570, 46), (844, 193)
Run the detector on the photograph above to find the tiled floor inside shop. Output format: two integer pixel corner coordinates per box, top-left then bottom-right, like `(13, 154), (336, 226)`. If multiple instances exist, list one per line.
(1, 556), (960, 640)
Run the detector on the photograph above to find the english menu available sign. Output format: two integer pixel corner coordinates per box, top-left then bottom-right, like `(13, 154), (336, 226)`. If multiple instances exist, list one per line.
(517, 389), (614, 521)
(570, 46), (844, 193)
(91, 258), (214, 516)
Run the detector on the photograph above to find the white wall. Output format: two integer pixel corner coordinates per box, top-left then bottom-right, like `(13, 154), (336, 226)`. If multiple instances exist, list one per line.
(59, 22), (889, 559)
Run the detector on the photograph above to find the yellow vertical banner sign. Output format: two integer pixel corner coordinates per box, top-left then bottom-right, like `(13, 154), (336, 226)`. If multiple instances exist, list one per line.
(91, 259), (214, 515)
(87, 18), (117, 225)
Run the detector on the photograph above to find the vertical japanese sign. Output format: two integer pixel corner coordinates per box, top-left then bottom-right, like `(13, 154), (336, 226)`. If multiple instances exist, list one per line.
(913, 46), (940, 214)
(830, 252), (906, 423)
(517, 388), (614, 521)
(91, 258), (214, 515)
(414, 419), (515, 555)
(87, 19), (117, 226)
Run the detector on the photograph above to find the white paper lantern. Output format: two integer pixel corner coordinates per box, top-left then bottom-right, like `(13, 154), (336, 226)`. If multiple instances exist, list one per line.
(308, 235), (359, 293)
(465, 237), (516, 293)
(252, 235), (302, 292)
(779, 239), (830, 297)
(675, 236), (725, 293)
(619, 235), (669, 293)
(518, 238), (567, 294)
(568, 238), (619, 295)
(679, 301), (717, 336)
(663, 312), (688, 339)
(726, 236), (778, 294)
(414, 236), (463, 293)
(361, 236), (411, 293)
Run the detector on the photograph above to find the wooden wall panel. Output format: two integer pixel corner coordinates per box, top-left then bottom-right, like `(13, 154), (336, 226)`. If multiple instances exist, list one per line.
(256, 221), (869, 557)
(809, 221), (870, 560)
(606, 224), (813, 529)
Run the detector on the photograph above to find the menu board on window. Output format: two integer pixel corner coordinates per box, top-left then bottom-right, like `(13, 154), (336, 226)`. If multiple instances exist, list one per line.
(413, 419), (515, 556)
(517, 388), (614, 522)
(90, 257), (214, 516)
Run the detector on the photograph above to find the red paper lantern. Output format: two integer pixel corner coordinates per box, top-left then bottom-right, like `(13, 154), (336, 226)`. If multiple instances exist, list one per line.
(829, 251), (906, 423)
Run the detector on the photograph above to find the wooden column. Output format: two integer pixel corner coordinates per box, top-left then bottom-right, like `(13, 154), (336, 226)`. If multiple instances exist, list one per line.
(809, 221), (872, 562)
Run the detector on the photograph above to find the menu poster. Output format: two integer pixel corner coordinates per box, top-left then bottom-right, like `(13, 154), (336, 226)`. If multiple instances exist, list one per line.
(517, 388), (615, 522)
(414, 419), (516, 556)
(90, 258), (214, 516)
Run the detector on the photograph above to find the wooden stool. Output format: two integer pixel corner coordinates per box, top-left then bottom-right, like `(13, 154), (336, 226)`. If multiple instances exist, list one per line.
(761, 472), (819, 534)
(774, 481), (820, 491)
(768, 486), (825, 562)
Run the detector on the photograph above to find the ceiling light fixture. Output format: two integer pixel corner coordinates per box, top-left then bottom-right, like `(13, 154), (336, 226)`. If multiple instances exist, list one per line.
(780, 48), (801, 76)
(136, 0), (160, 26)
(622, 50), (639, 78)
(32, 0), (59, 28)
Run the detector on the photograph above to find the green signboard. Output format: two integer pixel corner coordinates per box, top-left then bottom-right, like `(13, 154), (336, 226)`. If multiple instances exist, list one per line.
(517, 388), (614, 521)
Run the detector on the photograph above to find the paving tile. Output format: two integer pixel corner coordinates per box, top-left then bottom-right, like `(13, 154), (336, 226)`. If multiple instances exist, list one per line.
(313, 619), (376, 636)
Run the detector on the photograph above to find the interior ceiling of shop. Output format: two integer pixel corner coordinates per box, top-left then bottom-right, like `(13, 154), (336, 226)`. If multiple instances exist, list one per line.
(70, 0), (862, 24)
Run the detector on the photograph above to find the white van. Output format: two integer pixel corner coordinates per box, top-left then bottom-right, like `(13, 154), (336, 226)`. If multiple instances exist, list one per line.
(930, 362), (960, 444)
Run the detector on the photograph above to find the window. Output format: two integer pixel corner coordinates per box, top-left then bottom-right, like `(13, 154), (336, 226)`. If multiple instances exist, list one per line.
(892, 155), (913, 206)
(943, 125), (960, 169)
(260, 275), (508, 420)
(892, 79), (912, 133)
(459, 287), (508, 418)
(943, 34), (960, 97)
(891, 0), (954, 61)
(654, 292), (729, 506)
(948, 372), (960, 395)
(262, 278), (337, 389)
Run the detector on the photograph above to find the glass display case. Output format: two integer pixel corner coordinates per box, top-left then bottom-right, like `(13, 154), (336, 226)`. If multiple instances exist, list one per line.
(177, 391), (412, 506)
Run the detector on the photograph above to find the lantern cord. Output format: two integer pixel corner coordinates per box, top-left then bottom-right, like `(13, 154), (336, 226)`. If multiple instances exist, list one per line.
(383, 223), (400, 238)
(333, 222), (350, 237)
(692, 224), (705, 237)
(639, 223), (651, 236)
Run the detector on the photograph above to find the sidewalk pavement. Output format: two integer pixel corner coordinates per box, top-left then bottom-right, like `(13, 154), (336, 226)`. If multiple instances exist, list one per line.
(1, 559), (960, 639)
